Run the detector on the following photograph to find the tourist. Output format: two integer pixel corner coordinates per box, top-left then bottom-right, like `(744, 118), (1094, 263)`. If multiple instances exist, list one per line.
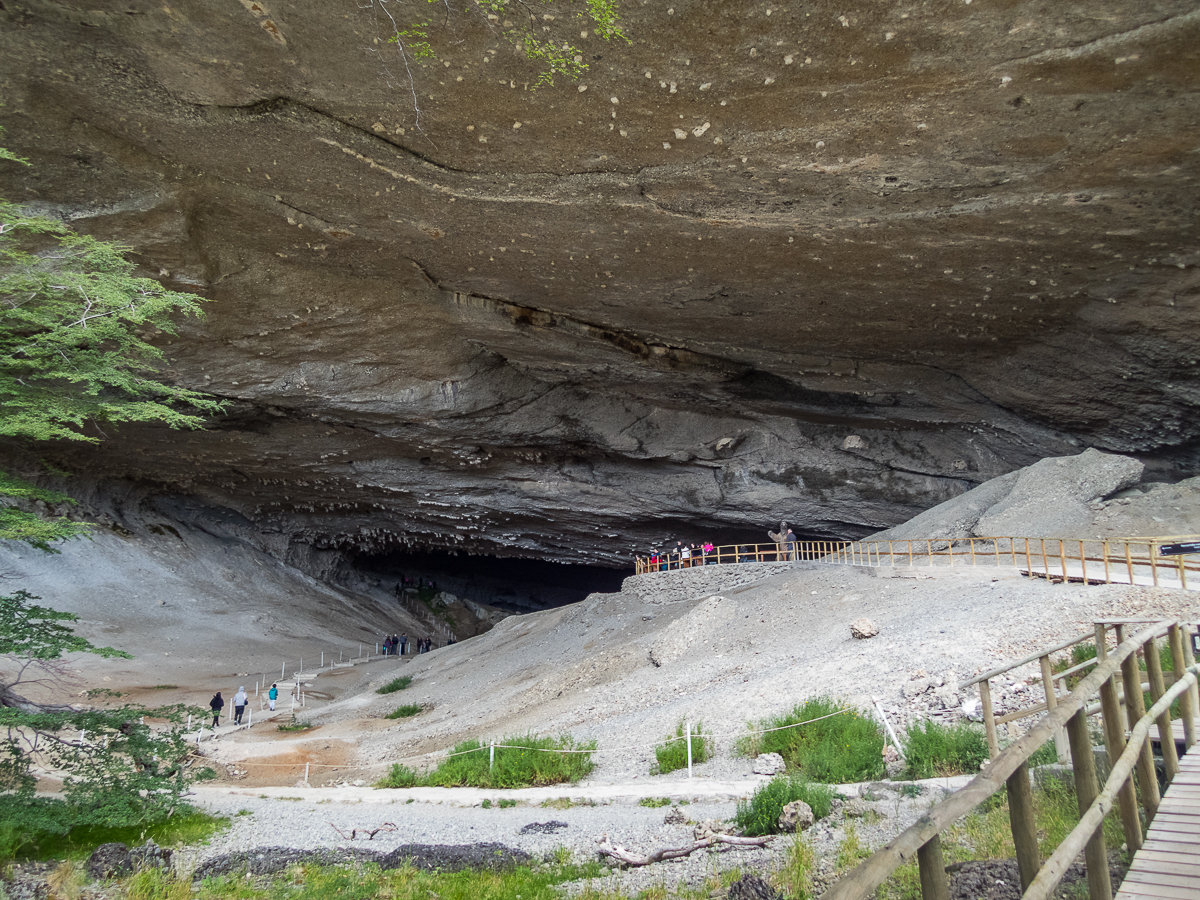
(785, 528), (797, 561)
(232, 686), (248, 725)
(383, 635), (393, 656)
(703, 541), (715, 564)
(680, 543), (692, 568)
(399, 632), (407, 655)
(268, 683), (278, 711)
(209, 691), (224, 727)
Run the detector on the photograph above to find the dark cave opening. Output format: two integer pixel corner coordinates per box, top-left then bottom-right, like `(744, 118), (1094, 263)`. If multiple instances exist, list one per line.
(350, 548), (632, 613)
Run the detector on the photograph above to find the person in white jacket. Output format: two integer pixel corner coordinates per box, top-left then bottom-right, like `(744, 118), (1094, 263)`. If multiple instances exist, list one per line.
(233, 686), (248, 725)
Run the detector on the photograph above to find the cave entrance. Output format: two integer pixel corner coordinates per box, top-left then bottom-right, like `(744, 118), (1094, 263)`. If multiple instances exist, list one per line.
(349, 549), (630, 614)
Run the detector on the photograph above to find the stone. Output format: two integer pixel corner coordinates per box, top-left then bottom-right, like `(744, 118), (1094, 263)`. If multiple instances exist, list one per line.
(752, 752), (786, 775)
(727, 874), (783, 900)
(850, 618), (879, 639)
(693, 819), (729, 841)
(777, 799), (814, 833)
(87, 843), (134, 880)
(663, 806), (687, 825)
(842, 798), (870, 818)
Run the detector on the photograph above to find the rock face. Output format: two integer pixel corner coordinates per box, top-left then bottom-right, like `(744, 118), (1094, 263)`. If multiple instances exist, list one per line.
(1, 1), (1198, 566)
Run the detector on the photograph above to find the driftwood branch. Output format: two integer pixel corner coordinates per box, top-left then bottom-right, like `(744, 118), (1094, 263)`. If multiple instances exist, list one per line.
(328, 822), (398, 840)
(600, 834), (772, 867)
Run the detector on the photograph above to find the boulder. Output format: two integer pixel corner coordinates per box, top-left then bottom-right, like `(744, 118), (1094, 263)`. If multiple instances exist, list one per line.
(850, 618), (879, 639)
(727, 874), (783, 900)
(663, 806), (688, 825)
(87, 844), (134, 880)
(693, 819), (729, 841)
(777, 800), (815, 834)
(842, 798), (870, 818)
(752, 752), (786, 775)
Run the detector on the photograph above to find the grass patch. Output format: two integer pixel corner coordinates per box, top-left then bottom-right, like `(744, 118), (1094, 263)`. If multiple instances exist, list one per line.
(277, 718), (314, 732)
(151, 684), (178, 690)
(748, 697), (884, 783)
(0, 799), (227, 864)
(377, 734), (595, 790)
(902, 720), (988, 779)
(121, 856), (605, 900)
(377, 675), (413, 695)
(652, 720), (712, 775)
(773, 835), (816, 899)
(1028, 740), (1058, 768)
(385, 704), (426, 720)
(638, 797), (672, 808)
(735, 777), (836, 837)
(835, 822), (869, 871)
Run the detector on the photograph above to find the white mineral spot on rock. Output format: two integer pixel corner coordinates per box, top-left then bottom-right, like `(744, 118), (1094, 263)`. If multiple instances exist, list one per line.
(784, 54), (794, 64)
(578, 85), (587, 92)
(839, 15), (850, 26)
(663, 142), (671, 149)
(917, 123), (927, 129)
(713, 136), (723, 143)
(815, 140), (825, 149)
(610, 96), (619, 104)
(667, 7), (674, 13)
(700, 82), (712, 90)
(692, 122), (710, 137)
(805, 57), (812, 64)
(466, 125), (474, 131)
(750, 47), (758, 57)
(478, 137), (488, 142)
(669, 82), (678, 93)
(673, 128), (687, 139)
(885, 32), (895, 40)
(720, 99), (727, 105)
(580, 30), (588, 38)
(512, 122), (521, 129)
(842, 435), (866, 450)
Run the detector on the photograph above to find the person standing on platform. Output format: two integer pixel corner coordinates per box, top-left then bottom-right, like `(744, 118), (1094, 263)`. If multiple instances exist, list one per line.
(232, 686), (248, 725)
(210, 691), (224, 727)
(268, 683), (278, 711)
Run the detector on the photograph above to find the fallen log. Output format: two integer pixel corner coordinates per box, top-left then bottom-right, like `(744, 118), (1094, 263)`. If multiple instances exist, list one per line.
(600, 834), (772, 867)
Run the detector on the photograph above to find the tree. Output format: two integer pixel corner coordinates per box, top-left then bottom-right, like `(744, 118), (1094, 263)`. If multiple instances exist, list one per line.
(0, 590), (204, 857)
(1, 141), (224, 548)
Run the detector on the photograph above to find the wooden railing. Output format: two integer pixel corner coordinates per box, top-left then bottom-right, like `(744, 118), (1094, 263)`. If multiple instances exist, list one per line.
(819, 620), (1200, 900)
(633, 535), (1200, 589)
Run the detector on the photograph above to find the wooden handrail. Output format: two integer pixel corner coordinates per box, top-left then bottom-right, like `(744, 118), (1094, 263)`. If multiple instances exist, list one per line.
(961, 631), (1096, 688)
(632, 535), (1200, 588)
(817, 620), (1178, 900)
(1022, 663), (1200, 900)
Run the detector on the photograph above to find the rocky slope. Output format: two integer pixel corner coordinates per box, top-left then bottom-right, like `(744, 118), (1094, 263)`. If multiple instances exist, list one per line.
(1, 1), (1198, 564)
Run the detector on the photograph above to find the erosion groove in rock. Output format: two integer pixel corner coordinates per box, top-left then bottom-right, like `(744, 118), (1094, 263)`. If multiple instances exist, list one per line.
(1, 0), (1197, 566)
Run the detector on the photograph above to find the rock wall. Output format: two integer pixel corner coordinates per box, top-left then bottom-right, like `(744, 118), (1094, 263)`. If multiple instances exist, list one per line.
(622, 561), (798, 604)
(1, 0), (1198, 564)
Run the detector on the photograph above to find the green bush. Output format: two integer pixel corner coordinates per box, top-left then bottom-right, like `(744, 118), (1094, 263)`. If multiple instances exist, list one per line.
(376, 675), (413, 695)
(638, 797), (672, 808)
(376, 734), (595, 789)
(653, 720), (712, 774)
(1028, 740), (1058, 768)
(903, 720), (988, 779)
(735, 777), (836, 837)
(385, 703), (425, 720)
(752, 697), (885, 783)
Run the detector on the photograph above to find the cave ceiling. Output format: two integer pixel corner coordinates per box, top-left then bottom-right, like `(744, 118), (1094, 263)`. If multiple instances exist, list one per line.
(1, 0), (1198, 566)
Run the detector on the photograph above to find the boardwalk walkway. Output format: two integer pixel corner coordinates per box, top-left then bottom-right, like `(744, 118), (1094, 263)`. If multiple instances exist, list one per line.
(1115, 743), (1200, 900)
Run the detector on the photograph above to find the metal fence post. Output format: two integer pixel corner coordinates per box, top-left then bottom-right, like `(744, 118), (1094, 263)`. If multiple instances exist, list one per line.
(686, 720), (693, 779)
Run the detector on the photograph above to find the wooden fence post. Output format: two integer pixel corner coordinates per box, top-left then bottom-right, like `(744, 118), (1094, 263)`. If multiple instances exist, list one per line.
(979, 679), (1000, 758)
(1118, 637), (1161, 823)
(1169, 624), (1196, 750)
(1065, 709), (1113, 900)
(1096, 624), (1143, 854)
(1006, 761), (1039, 892)
(916, 834), (950, 900)
(1144, 635), (1180, 783)
(1182, 623), (1200, 743)
(1038, 654), (1067, 763)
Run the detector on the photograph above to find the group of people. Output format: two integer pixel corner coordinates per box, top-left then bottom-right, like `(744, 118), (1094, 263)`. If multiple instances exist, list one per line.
(383, 633), (443, 655)
(645, 540), (719, 570)
(209, 682), (279, 727)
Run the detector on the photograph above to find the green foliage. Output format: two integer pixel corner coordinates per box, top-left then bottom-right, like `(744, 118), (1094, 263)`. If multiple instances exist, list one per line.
(159, 857), (604, 900)
(1, 143), (224, 548)
(734, 777), (836, 837)
(774, 835), (816, 899)
(277, 718), (314, 732)
(384, 0), (629, 89)
(3, 802), (226, 863)
(637, 797), (671, 808)
(0, 590), (128, 661)
(385, 703), (425, 719)
(835, 822), (869, 871)
(377, 734), (595, 789)
(653, 720), (711, 775)
(377, 675), (413, 694)
(1028, 740), (1058, 768)
(902, 720), (988, 779)
(750, 697), (885, 783)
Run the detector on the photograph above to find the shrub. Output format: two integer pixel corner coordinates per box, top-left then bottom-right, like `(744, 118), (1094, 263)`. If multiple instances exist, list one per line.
(735, 776), (836, 837)
(385, 703), (425, 720)
(376, 734), (595, 790)
(902, 720), (988, 779)
(376, 676), (413, 695)
(752, 697), (885, 783)
(774, 835), (816, 899)
(653, 721), (712, 774)
(638, 797), (672, 808)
